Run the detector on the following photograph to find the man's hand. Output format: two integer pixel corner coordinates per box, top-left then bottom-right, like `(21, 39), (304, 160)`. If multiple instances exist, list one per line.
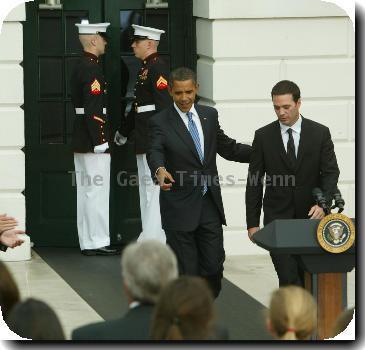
(114, 131), (127, 146)
(0, 229), (25, 248)
(94, 142), (109, 154)
(308, 205), (325, 219)
(247, 227), (260, 243)
(156, 168), (175, 191)
(0, 214), (17, 234)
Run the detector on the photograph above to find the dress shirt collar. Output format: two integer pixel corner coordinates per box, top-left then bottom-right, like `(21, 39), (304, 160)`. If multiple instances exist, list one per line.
(279, 115), (302, 135)
(174, 103), (198, 119)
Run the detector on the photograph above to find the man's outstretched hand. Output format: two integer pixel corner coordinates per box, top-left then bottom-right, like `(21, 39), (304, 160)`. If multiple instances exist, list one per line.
(0, 229), (25, 248)
(0, 214), (17, 234)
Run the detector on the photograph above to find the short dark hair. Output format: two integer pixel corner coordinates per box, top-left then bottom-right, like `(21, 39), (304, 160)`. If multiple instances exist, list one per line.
(169, 67), (197, 87)
(271, 80), (301, 103)
(6, 298), (65, 340)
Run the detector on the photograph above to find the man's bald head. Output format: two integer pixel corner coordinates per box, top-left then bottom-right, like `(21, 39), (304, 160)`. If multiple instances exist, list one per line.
(79, 34), (107, 57)
(79, 34), (96, 49)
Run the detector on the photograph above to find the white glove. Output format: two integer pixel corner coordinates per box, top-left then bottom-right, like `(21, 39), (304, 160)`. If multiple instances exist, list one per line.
(94, 142), (109, 153)
(114, 130), (128, 146)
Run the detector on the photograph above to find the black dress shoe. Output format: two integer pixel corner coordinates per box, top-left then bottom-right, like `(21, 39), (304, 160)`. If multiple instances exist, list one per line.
(81, 247), (119, 256)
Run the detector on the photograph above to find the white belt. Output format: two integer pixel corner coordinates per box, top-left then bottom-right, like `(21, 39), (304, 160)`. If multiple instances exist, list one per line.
(75, 108), (106, 115)
(136, 104), (156, 113)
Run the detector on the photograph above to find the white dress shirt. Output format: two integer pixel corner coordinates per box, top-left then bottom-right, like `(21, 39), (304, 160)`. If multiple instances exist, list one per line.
(174, 103), (205, 155)
(279, 115), (302, 157)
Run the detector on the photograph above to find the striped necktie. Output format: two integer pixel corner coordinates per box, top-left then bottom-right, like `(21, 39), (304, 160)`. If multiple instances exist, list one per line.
(187, 111), (207, 195)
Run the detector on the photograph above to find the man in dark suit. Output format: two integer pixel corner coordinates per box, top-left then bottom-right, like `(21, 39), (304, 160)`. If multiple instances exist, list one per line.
(72, 240), (178, 340)
(147, 67), (252, 298)
(246, 80), (340, 287)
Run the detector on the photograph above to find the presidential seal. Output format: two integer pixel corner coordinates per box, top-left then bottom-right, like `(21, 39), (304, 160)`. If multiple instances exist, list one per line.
(316, 213), (355, 253)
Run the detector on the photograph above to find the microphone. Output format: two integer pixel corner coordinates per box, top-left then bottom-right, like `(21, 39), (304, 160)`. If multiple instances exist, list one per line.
(331, 188), (345, 213)
(312, 187), (330, 215)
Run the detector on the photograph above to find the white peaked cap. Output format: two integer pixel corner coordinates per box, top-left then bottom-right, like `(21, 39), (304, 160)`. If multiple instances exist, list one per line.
(132, 24), (165, 41)
(75, 19), (110, 34)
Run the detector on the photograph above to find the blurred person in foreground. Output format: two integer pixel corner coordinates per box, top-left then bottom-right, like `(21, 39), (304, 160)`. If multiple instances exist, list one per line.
(0, 261), (20, 321)
(331, 307), (354, 338)
(6, 298), (65, 340)
(72, 240), (178, 340)
(266, 286), (316, 340)
(151, 276), (222, 340)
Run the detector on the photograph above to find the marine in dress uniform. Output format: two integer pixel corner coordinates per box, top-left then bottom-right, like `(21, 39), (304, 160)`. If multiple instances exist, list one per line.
(71, 20), (117, 256)
(115, 25), (172, 244)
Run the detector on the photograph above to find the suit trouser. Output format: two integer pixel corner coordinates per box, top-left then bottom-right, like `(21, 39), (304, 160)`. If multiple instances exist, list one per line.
(74, 153), (111, 250)
(270, 253), (304, 287)
(165, 192), (225, 298)
(136, 154), (166, 244)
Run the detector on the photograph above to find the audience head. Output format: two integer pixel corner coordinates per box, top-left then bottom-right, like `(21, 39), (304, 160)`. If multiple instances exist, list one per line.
(267, 286), (317, 340)
(150, 276), (215, 340)
(6, 298), (65, 340)
(331, 307), (354, 338)
(121, 240), (178, 304)
(0, 261), (20, 320)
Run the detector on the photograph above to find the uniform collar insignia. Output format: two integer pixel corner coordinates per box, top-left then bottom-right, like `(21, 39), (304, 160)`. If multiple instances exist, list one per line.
(83, 51), (99, 63)
(143, 52), (159, 64)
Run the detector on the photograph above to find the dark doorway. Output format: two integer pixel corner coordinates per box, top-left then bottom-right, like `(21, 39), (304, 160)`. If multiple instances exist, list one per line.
(24, 0), (195, 246)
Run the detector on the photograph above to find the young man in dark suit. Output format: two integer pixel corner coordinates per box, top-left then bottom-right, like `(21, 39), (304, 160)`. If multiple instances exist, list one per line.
(72, 240), (178, 340)
(147, 67), (252, 298)
(245, 80), (340, 287)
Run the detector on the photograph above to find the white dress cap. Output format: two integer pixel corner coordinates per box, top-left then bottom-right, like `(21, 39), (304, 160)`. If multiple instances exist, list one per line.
(132, 24), (165, 41)
(75, 19), (110, 34)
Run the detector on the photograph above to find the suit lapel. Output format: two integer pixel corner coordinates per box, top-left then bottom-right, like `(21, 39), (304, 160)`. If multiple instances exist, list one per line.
(168, 106), (201, 163)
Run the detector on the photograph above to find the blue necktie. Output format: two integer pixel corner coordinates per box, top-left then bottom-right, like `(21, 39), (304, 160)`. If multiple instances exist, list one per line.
(187, 112), (207, 195)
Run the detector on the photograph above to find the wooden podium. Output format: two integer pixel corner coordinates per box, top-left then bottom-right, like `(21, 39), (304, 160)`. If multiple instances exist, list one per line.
(253, 219), (355, 340)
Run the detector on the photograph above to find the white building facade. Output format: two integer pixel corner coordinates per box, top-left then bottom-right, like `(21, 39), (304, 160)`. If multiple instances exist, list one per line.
(0, 0), (355, 256)
(0, 4), (26, 233)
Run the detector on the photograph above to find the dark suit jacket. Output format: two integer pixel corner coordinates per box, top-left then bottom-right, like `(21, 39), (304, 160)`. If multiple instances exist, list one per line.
(246, 117), (340, 228)
(71, 304), (154, 341)
(147, 104), (252, 232)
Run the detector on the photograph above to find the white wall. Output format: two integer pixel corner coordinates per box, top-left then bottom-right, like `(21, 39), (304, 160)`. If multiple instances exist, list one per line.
(194, 0), (355, 255)
(0, 3), (26, 231)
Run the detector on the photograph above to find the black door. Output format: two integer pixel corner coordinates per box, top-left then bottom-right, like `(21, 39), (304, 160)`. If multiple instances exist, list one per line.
(105, 0), (195, 244)
(25, 0), (195, 246)
(24, 0), (104, 246)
